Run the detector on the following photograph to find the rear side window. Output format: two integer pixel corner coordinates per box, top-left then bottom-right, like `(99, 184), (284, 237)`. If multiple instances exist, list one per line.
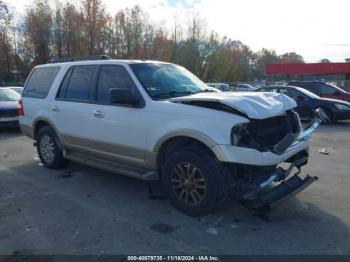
(318, 84), (336, 95)
(96, 65), (136, 104)
(57, 67), (73, 99)
(57, 65), (97, 101)
(23, 67), (60, 99)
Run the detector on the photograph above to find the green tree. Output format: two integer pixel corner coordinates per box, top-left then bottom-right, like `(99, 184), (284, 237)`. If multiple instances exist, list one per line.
(227, 40), (255, 81)
(255, 48), (279, 79)
(205, 47), (232, 82)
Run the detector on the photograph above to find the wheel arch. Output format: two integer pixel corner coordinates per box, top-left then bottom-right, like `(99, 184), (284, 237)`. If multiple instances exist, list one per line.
(33, 118), (64, 150)
(33, 118), (55, 139)
(154, 132), (219, 172)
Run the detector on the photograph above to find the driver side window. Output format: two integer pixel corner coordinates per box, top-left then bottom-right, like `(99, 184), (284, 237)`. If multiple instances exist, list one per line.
(96, 65), (136, 104)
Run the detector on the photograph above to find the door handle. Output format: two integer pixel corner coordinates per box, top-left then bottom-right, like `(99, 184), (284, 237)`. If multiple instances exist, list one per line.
(93, 110), (104, 118)
(52, 105), (60, 112)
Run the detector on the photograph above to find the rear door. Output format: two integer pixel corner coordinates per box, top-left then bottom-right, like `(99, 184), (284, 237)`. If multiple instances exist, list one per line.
(51, 65), (98, 152)
(84, 64), (147, 167)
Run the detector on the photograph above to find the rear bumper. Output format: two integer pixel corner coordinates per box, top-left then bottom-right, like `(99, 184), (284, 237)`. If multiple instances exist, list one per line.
(0, 117), (19, 129)
(0, 116), (18, 122)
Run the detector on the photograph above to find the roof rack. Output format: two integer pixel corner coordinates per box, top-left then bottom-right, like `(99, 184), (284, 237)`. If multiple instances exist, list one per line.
(49, 55), (111, 64)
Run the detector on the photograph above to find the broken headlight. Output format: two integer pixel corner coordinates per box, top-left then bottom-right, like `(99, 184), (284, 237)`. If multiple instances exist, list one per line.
(231, 123), (249, 146)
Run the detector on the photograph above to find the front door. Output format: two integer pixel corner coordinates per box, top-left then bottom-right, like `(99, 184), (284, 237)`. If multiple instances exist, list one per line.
(84, 64), (148, 168)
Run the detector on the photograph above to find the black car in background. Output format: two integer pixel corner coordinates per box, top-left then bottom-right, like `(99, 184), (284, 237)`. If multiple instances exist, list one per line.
(0, 88), (21, 128)
(256, 85), (350, 123)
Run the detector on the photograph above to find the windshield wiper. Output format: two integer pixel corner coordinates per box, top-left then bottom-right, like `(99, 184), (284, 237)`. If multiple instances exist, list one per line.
(152, 91), (196, 99)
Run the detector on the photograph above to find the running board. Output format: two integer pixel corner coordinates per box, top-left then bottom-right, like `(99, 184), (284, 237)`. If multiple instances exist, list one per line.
(64, 151), (159, 181)
(242, 175), (318, 210)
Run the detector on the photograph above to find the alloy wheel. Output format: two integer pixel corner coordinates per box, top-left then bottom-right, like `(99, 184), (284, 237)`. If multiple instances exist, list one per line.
(40, 135), (55, 163)
(171, 162), (207, 205)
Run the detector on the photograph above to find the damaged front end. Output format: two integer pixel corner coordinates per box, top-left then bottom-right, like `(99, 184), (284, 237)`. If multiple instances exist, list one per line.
(231, 109), (323, 210)
(171, 92), (323, 209)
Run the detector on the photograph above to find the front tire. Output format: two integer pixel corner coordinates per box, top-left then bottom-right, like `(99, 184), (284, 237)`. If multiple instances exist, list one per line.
(323, 108), (333, 124)
(37, 126), (67, 169)
(162, 148), (227, 217)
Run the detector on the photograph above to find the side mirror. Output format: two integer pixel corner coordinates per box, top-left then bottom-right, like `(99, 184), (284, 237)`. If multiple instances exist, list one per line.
(110, 88), (141, 106)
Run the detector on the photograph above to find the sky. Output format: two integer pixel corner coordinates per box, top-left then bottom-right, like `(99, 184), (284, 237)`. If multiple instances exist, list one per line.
(6, 0), (350, 62)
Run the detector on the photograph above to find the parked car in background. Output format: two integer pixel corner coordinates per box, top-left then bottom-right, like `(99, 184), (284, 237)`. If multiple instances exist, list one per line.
(256, 85), (350, 123)
(0, 86), (24, 94)
(235, 83), (256, 92)
(8, 86), (24, 94)
(0, 88), (21, 128)
(288, 81), (350, 102)
(206, 83), (230, 91)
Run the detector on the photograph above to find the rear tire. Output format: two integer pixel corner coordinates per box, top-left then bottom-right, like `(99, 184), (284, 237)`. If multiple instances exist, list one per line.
(161, 147), (228, 217)
(36, 126), (68, 169)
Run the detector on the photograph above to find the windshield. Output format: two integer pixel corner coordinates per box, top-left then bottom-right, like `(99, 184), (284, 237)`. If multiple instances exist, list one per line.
(130, 63), (216, 99)
(0, 88), (21, 101)
(295, 87), (320, 99)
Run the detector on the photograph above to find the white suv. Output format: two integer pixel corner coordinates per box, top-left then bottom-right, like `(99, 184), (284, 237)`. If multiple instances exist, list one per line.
(19, 56), (321, 216)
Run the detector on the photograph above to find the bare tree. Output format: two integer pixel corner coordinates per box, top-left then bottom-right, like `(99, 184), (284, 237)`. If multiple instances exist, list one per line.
(24, 0), (53, 64)
(81, 0), (108, 55)
(1, 0), (307, 85)
(61, 3), (84, 56)
(0, 0), (13, 82)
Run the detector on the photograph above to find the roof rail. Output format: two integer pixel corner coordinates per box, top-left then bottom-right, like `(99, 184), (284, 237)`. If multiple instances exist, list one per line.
(49, 55), (111, 64)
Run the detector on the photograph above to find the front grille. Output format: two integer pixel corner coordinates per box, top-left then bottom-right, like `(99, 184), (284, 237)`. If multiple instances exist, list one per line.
(0, 109), (18, 117)
(239, 110), (300, 152)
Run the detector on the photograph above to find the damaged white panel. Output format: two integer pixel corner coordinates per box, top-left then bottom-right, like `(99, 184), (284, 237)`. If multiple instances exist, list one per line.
(171, 92), (297, 119)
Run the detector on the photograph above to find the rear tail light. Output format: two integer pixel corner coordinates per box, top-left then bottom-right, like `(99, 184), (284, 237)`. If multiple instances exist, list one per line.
(18, 99), (24, 116)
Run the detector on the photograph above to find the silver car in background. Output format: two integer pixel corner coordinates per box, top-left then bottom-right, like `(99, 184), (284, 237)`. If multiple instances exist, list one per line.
(206, 83), (231, 91)
(235, 83), (256, 92)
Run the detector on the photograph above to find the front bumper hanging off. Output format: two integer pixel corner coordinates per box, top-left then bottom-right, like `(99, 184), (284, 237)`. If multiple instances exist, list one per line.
(240, 110), (323, 210)
(241, 172), (318, 210)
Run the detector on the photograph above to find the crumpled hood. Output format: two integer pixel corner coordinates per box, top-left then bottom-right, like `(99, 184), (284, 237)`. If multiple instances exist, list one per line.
(170, 92), (297, 119)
